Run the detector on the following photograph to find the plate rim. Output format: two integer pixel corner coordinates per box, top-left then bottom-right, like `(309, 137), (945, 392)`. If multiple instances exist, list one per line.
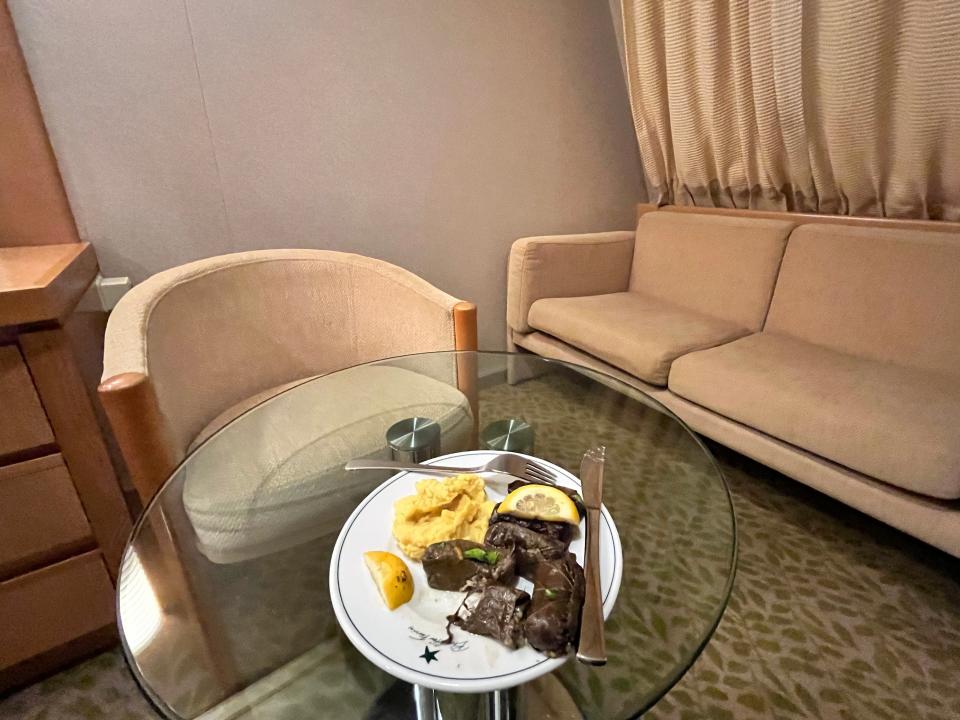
(328, 449), (623, 693)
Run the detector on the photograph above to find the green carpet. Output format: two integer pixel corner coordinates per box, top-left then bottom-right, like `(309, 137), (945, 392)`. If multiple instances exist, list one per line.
(648, 445), (960, 720)
(2, 366), (958, 720)
(2, 444), (957, 720)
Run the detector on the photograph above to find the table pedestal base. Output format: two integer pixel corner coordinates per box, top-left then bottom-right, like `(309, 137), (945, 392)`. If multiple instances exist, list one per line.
(365, 675), (583, 720)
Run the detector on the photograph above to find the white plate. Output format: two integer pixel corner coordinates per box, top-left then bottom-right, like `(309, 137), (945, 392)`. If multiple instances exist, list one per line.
(329, 450), (623, 693)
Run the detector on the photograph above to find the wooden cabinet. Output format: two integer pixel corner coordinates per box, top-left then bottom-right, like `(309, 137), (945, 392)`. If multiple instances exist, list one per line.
(0, 8), (128, 692)
(0, 243), (131, 692)
(0, 344), (54, 457)
(0, 552), (116, 687)
(0, 455), (94, 579)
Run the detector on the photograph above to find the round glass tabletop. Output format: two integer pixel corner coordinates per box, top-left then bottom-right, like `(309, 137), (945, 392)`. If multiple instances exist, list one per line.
(118, 351), (736, 720)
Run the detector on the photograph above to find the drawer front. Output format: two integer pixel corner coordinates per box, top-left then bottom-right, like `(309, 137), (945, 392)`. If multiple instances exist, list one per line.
(0, 344), (54, 457)
(0, 454), (94, 579)
(0, 550), (115, 669)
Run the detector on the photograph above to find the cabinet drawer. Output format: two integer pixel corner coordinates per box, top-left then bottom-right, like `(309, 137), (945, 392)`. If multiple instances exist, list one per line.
(0, 454), (94, 579)
(0, 550), (115, 669)
(0, 344), (54, 457)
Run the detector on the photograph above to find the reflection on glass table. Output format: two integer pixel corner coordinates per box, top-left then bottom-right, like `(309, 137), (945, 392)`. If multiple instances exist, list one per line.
(117, 351), (736, 720)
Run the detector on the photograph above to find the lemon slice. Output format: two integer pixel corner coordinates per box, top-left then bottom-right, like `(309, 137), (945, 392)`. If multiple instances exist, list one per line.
(364, 551), (414, 610)
(497, 484), (580, 525)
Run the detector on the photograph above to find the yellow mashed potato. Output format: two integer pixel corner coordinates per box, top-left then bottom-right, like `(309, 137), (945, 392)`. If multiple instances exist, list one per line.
(392, 474), (493, 561)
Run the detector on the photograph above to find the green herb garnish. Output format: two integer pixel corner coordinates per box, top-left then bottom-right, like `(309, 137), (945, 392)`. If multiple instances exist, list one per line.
(544, 588), (560, 600)
(463, 548), (500, 564)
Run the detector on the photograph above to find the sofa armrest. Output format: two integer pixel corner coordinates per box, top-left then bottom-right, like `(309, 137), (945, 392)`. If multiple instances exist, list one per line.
(507, 231), (635, 333)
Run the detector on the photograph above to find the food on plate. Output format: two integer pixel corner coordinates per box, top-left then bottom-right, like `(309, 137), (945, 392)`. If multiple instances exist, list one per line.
(363, 551), (414, 610)
(488, 481), (583, 542)
(523, 553), (586, 657)
(387, 472), (591, 657)
(422, 540), (516, 591)
(392, 475), (494, 561)
(488, 507), (574, 543)
(485, 522), (569, 580)
(497, 484), (581, 525)
(450, 585), (531, 649)
(504, 479), (585, 519)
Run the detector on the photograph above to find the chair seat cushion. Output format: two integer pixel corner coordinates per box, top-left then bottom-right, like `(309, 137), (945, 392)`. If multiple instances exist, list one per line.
(182, 365), (473, 563)
(528, 292), (748, 385)
(188, 378), (312, 452)
(669, 333), (960, 499)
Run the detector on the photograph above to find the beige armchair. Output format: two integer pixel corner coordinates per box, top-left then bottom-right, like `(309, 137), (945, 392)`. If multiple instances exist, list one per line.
(99, 249), (477, 503)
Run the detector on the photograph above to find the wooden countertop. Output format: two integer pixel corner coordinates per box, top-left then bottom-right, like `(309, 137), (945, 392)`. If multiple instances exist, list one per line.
(0, 243), (98, 326)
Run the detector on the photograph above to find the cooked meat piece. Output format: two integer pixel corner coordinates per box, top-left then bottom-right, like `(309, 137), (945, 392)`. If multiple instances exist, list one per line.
(422, 540), (516, 591)
(487, 509), (574, 544)
(485, 522), (567, 580)
(422, 540), (482, 591)
(452, 586), (530, 649)
(523, 553), (585, 657)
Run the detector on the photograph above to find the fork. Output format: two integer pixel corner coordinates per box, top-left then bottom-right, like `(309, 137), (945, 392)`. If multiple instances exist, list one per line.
(343, 452), (558, 485)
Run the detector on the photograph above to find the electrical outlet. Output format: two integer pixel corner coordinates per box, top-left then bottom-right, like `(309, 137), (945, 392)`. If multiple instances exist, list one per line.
(96, 276), (132, 311)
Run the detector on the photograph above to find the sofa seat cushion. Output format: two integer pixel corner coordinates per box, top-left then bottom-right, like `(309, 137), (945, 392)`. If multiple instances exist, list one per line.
(182, 365), (473, 563)
(528, 291), (748, 386)
(669, 333), (960, 499)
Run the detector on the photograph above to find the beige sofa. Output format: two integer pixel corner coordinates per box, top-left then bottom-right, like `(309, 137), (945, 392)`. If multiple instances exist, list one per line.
(507, 204), (960, 557)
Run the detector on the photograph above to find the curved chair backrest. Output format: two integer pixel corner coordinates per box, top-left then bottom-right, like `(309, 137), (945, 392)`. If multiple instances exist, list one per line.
(99, 249), (477, 502)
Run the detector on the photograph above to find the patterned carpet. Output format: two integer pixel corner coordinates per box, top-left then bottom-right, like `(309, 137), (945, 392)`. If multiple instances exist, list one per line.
(2, 374), (959, 719)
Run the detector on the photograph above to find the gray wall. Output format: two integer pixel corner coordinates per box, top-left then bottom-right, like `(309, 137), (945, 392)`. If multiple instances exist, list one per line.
(11, 1), (643, 349)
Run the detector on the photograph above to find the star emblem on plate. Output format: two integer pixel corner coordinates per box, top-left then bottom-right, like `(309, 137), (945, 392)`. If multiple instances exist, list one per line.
(419, 646), (439, 664)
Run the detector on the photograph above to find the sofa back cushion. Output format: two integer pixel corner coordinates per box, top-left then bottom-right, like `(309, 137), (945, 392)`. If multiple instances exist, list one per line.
(765, 224), (960, 377)
(630, 212), (795, 330)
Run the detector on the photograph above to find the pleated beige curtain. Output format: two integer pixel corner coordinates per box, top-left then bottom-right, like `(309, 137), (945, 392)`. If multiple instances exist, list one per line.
(622, 1), (960, 220)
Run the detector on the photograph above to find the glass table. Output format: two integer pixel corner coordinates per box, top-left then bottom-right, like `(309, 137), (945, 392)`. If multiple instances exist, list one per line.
(117, 351), (736, 720)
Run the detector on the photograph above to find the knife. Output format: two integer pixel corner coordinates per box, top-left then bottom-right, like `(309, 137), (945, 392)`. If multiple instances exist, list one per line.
(576, 445), (607, 666)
